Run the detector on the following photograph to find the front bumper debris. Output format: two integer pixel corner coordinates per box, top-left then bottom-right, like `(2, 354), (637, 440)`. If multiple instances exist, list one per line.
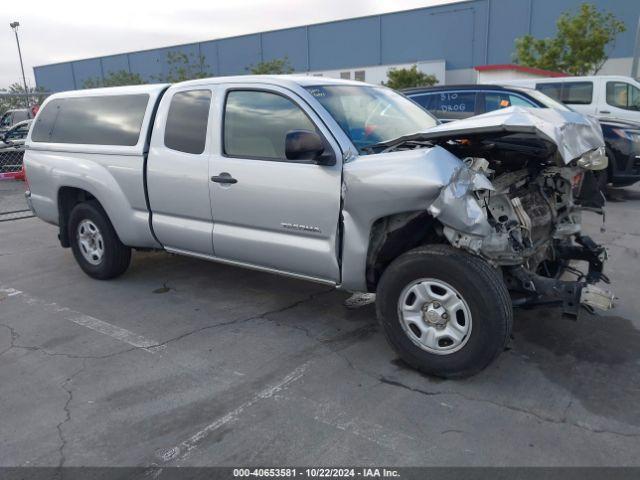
(506, 235), (614, 316)
(580, 285), (615, 311)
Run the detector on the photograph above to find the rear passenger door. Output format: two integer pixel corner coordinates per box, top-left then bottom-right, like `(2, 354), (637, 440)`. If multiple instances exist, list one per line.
(147, 87), (215, 255)
(208, 84), (342, 283)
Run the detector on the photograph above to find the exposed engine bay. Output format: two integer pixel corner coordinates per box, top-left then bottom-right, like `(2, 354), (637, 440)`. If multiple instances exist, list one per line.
(344, 106), (615, 314)
(432, 133), (613, 316)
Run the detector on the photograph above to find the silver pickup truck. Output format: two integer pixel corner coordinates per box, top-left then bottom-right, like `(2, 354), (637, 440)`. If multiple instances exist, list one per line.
(24, 76), (613, 378)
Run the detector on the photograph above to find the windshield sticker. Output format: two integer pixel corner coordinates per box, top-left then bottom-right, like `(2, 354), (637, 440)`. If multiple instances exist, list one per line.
(307, 87), (327, 98)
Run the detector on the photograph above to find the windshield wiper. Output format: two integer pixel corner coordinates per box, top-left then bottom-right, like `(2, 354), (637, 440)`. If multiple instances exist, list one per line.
(360, 133), (434, 154)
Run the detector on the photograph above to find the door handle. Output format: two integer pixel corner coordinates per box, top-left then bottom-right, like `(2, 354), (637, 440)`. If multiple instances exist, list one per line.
(599, 110), (611, 114)
(211, 173), (237, 184)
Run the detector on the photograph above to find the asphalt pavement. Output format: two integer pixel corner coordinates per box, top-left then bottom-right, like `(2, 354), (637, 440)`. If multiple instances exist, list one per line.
(1, 179), (639, 467)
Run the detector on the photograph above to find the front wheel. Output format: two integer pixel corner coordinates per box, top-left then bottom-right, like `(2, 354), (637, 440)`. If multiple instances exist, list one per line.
(376, 245), (512, 378)
(68, 201), (131, 280)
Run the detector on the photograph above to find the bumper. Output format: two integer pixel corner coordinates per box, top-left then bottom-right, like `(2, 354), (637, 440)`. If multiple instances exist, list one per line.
(25, 190), (35, 214)
(610, 152), (640, 186)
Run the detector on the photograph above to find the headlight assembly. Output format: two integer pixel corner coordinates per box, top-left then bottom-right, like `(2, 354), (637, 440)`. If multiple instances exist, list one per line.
(577, 146), (608, 171)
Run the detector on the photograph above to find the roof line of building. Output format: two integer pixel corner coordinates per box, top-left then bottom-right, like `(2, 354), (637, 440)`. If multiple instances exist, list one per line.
(34, 0), (474, 69)
(474, 63), (568, 77)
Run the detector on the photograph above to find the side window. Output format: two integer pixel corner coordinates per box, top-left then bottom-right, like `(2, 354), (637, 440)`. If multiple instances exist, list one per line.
(31, 101), (60, 141)
(164, 90), (212, 154)
(31, 95), (149, 145)
(224, 90), (317, 160)
(428, 92), (476, 120)
(606, 81), (640, 111)
(485, 92), (535, 111)
(562, 82), (593, 105)
(0, 113), (11, 128)
(13, 111), (28, 122)
(509, 94), (536, 107)
(409, 93), (436, 110)
(537, 83), (562, 102)
(484, 92), (509, 111)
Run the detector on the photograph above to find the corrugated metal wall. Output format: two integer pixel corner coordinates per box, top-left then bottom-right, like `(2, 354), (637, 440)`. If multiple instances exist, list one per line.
(33, 0), (640, 91)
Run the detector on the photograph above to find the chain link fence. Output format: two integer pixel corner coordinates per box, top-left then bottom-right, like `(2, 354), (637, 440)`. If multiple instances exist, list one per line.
(1, 92), (49, 180)
(0, 149), (25, 180)
(0, 93), (45, 221)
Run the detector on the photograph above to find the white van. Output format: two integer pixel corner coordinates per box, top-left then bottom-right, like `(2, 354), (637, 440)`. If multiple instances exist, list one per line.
(497, 75), (640, 123)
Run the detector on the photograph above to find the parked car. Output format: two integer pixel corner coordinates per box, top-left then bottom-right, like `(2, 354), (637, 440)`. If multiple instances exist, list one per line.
(405, 84), (640, 189)
(0, 120), (32, 175)
(24, 77), (613, 378)
(498, 75), (640, 124)
(0, 119), (32, 147)
(0, 109), (32, 134)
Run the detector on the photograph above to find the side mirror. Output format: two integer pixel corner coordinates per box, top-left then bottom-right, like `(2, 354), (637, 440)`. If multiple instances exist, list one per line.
(285, 130), (335, 165)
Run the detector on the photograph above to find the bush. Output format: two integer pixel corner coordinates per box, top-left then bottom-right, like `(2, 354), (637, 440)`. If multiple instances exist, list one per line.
(384, 66), (438, 90)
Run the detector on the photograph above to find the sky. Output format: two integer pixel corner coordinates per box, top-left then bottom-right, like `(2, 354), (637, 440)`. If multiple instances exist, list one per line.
(0, 0), (463, 89)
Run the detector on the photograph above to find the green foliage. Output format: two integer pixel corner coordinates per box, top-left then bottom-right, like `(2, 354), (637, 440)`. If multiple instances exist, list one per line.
(152, 51), (210, 83)
(383, 65), (438, 90)
(514, 3), (626, 75)
(83, 70), (146, 89)
(247, 57), (294, 74)
(0, 82), (48, 112)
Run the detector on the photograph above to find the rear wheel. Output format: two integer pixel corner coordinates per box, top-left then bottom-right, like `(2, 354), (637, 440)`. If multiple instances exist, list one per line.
(68, 201), (131, 279)
(376, 245), (512, 378)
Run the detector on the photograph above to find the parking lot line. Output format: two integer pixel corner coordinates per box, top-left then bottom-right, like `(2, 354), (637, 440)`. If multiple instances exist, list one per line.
(155, 362), (309, 465)
(0, 286), (162, 352)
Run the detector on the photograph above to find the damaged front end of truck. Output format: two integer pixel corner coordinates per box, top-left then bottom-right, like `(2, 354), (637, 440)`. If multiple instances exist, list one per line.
(347, 107), (614, 316)
(421, 107), (613, 315)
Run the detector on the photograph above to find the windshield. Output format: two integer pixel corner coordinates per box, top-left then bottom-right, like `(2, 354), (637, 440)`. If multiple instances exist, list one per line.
(518, 88), (572, 112)
(305, 85), (438, 153)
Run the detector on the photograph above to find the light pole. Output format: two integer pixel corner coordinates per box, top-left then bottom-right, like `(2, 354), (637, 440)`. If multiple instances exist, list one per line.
(9, 21), (30, 109)
(632, 17), (640, 79)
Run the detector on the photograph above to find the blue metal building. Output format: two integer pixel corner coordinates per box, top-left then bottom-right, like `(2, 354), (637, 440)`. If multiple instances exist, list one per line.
(34, 0), (640, 91)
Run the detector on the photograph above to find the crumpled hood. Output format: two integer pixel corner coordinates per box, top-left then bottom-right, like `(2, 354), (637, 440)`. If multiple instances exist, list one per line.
(420, 106), (605, 164)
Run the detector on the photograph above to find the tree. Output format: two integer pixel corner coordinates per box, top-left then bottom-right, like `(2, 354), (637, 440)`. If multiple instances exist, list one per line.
(0, 83), (48, 112)
(383, 65), (438, 90)
(247, 57), (294, 74)
(152, 51), (210, 83)
(514, 3), (626, 76)
(83, 70), (146, 89)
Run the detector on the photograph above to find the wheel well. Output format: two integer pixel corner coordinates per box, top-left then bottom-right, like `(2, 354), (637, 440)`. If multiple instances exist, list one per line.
(365, 211), (445, 291)
(57, 187), (97, 248)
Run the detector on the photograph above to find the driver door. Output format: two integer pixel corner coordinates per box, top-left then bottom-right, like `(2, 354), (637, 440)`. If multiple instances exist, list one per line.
(209, 85), (343, 283)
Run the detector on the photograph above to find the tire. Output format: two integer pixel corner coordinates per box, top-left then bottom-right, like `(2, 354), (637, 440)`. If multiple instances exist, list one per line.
(376, 245), (512, 379)
(68, 200), (131, 280)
